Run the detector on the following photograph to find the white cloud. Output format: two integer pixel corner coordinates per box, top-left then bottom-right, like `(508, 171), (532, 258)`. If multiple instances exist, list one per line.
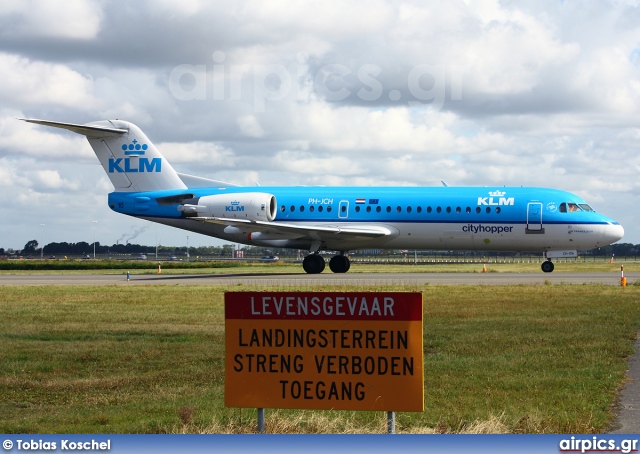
(0, 0), (102, 39)
(31, 170), (79, 190)
(0, 53), (97, 109)
(237, 115), (265, 138)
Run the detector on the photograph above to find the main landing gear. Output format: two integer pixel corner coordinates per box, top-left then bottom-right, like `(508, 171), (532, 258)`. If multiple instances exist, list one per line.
(302, 254), (325, 274)
(302, 253), (351, 274)
(329, 254), (351, 273)
(541, 259), (555, 273)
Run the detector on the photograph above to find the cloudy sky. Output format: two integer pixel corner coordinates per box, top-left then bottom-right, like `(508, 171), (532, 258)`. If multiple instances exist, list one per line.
(1, 0), (639, 251)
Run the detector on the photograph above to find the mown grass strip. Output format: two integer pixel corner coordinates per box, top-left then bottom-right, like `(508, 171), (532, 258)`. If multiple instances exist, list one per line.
(0, 284), (638, 433)
(0, 260), (242, 271)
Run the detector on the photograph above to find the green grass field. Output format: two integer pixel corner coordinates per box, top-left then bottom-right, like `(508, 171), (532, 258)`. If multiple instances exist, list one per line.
(1, 282), (639, 434)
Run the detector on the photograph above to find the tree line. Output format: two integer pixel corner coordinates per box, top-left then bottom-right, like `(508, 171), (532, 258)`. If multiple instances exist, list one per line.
(2, 240), (639, 258)
(3, 240), (284, 258)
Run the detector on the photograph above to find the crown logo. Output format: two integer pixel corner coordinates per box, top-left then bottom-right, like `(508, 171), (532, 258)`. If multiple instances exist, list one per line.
(230, 201), (240, 206)
(488, 190), (506, 197)
(122, 139), (148, 155)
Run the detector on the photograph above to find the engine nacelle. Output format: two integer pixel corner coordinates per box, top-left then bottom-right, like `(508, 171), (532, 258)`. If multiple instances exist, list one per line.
(179, 192), (277, 222)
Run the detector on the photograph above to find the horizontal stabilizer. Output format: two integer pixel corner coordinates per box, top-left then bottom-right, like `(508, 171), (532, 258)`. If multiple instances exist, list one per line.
(20, 118), (127, 138)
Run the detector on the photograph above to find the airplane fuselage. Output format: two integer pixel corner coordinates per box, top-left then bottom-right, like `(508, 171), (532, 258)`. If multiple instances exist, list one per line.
(108, 185), (623, 254)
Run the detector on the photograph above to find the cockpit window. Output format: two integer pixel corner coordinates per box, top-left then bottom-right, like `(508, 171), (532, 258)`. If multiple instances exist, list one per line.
(560, 202), (587, 213)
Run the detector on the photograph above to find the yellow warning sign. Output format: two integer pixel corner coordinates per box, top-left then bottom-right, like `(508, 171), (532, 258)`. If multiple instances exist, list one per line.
(225, 292), (424, 412)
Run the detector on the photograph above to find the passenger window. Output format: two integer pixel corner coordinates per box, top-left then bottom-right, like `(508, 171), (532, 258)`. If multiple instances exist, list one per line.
(355, 206), (360, 212)
(341, 205), (346, 213)
(417, 206), (422, 213)
(436, 206), (442, 213)
(396, 206), (401, 213)
(310, 206), (314, 212)
(486, 207), (491, 213)
(466, 207), (471, 214)
(290, 205), (295, 212)
(327, 206), (332, 213)
(456, 207), (461, 213)
(386, 206), (391, 213)
(366, 206), (371, 213)
(281, 205), (285, 212)
(407, 206), (412, 213)
(318, 206), (323, 212)
(427, 206), (432, 213)
(300, 206), (305, 212)
(376, 206), (381, 213)
(496, 207), (501, 214)
(446, 206), (451, 213)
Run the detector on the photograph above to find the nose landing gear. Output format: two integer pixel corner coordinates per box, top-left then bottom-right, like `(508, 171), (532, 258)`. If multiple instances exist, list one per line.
(541, 259), (555, 273)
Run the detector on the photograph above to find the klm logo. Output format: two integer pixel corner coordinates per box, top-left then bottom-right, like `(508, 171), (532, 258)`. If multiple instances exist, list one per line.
(122, 139), (148, 154)
(108, 140), (162, 173)
(226, 201), (244, 212)
(109, 158), (161, 173)
(477, 190), (515, 206)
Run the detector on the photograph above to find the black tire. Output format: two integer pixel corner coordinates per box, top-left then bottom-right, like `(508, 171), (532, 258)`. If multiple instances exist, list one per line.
(541, 260), (555, 273)
(303, 254), (325, 274)
(329, 255), (351, 273)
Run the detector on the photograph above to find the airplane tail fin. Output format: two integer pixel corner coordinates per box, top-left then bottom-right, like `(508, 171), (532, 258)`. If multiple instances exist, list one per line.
(21, 119), (187, 192)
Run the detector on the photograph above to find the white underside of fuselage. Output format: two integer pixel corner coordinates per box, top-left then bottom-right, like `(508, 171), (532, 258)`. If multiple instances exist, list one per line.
(141, 217), (616, 253)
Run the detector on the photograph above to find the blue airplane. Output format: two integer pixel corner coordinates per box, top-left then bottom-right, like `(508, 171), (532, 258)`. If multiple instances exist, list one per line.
(22, 118), (624, 274)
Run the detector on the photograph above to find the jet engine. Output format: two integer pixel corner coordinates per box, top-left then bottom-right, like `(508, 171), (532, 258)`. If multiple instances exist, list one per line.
(178, 192), (277, 222)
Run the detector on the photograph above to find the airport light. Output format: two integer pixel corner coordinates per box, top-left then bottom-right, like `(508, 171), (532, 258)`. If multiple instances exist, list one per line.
(40, 223), (45, 258)
(93, 221), (97, 258)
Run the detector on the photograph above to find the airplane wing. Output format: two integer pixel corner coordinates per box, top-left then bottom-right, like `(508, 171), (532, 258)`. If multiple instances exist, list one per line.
(192, 217), (394, 240)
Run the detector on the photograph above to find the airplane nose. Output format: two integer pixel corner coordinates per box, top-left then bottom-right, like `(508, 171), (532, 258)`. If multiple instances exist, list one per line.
(603, 223), (624, 245)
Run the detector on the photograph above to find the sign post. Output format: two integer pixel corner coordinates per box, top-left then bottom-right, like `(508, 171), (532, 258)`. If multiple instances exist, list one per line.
(225, 291), (424, 426)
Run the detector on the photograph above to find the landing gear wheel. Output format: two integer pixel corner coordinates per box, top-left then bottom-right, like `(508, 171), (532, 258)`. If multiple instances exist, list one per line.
(303, 254), (325, 274)
(541, 260), (555, 273)
(329, 255), (351, 273)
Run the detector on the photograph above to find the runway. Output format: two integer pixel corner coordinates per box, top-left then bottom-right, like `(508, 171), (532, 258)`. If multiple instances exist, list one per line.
(0, 271), (635, 286)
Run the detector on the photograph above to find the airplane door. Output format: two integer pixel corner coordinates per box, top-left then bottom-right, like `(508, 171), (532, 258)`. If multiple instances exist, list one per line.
(526, 202), (545, 234)
(338, 200), (349, 219)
